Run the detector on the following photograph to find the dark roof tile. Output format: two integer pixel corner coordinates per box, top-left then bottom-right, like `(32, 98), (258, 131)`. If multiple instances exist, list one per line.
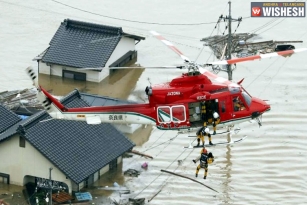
(21, 119), (134, 184)
(42, 19), (124, 68)
(0, 104), (21, 134)
(60, 89), (90, 108)
(0, 110), (48, 142)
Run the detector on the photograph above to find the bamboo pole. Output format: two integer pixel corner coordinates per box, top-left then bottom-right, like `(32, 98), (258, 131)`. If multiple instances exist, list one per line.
(148, 189), (162, 202)
(161, 169), (219, 193)
(129, 150), (153, 159)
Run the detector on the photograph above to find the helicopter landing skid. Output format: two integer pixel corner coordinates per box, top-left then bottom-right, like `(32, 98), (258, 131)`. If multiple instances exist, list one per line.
(187, 127), (241, 137)
(183, 135), (247, 149)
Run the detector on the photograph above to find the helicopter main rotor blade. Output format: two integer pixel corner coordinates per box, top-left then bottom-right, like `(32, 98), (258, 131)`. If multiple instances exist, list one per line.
(150, 31), (190, 63)
(77, 66), (184, 70)
(109, 66), (184, 70)
(206, 48), (307, 65)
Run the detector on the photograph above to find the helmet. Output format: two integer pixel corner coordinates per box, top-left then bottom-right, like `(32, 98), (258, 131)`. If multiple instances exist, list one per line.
(202, 148), (208, 154)
(213, 112), (219, 119)
(204, 127), (209, 134)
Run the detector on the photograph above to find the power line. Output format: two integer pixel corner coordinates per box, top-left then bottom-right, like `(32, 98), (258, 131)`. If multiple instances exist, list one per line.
(51, 0), (218, 26)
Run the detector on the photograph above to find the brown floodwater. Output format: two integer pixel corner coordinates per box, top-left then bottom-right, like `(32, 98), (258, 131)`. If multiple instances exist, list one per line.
(38, 67), (145, 99)
(0, 67), (155, 205)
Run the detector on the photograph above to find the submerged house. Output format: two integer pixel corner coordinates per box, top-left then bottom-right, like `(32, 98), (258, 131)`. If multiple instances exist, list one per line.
(34, 19), (145, 82)
(0, 91), (135, 193)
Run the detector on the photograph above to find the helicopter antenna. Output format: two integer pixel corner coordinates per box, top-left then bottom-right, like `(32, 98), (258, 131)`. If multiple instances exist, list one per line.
(147, 77), (152, 86)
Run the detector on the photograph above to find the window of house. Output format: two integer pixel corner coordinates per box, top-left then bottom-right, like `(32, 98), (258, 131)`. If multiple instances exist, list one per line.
(19, 136), (25, 148)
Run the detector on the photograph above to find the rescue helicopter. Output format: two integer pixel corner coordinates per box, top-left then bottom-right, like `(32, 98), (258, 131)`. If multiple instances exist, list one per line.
(26, 31), (306, 133)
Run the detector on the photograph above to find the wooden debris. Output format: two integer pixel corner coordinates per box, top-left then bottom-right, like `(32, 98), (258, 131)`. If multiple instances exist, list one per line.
(128, 150), (153, 159)
(147, 189), (162, 203)
(0, 88), (43, 111)
(201, 33), (303, 60)
(161, 169), (219, 193)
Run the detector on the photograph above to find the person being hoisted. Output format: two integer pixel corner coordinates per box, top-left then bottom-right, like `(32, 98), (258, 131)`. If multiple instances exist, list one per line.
(196, 127), (213, 146)
(212, 111), (220, 135)
(193, 147), (214, 179)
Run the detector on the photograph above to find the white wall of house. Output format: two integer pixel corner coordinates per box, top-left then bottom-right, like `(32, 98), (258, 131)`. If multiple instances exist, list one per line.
(0, 134), (125, 193)
(102, 37), (136, 81)
(38, 61), (51, 75)
(37, 36), (136, 83)
(0, 134), (73, 192)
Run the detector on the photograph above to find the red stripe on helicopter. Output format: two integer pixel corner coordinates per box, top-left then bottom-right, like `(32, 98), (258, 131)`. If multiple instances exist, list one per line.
(155, 34), (166, 41)
(226, 55), (261, 64)
(276, 49), (295, 56)
(170, 46), (184, 55)
(226, 49), (295, 64)
(154, 35), (184, 55)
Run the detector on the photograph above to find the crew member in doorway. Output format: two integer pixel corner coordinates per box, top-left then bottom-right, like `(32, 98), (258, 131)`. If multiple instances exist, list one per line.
(193, 147), (214, 179)
(212, 112), (220, 135)
(206, 101), (213, 124)
(200, 101), (207, 126)
(196, 127), (213, 146)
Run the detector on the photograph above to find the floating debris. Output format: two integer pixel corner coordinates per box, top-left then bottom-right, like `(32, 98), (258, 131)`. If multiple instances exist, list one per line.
(141, 162), (148, 169)
(0, 88), (44, 114)
(128, 198), (145, 205)
(124, 169), (140, 177)
(201, 33), (303, 59)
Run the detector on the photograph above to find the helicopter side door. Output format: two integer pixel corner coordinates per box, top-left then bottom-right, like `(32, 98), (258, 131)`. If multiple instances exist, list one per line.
(218, 97), (232, 124)
(156, 105), (188, 129)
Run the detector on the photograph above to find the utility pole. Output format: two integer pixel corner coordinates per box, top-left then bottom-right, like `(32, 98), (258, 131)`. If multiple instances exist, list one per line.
(227, 1), (232, 81)
(36, 167), (66, 205)
(49, 167), (53, 205)
(222, 1), (242, 81)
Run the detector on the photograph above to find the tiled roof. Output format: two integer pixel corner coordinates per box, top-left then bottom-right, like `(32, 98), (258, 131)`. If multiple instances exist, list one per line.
(60, 89), (90, 108)
(19, 115), (135, 184)
(0, 109), (45, 142)
(0, 104), (21, 134)
(41, 19), (144, 69)
(1, 91), (136, 184)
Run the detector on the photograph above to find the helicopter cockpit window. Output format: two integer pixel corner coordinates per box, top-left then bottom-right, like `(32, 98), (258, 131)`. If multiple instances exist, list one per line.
(233, 96), (246, 112)
(241, 91), (252, 106)
(229, 87), (240, 94)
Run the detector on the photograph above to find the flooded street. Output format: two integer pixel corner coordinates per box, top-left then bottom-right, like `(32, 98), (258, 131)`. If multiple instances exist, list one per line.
(37, 67), (145, 99)
(1, 0), (307, 204)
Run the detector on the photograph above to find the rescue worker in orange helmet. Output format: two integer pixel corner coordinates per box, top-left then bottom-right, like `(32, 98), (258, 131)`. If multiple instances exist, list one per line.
(193, 147), (214, 179)
(212, 111), (220, 135)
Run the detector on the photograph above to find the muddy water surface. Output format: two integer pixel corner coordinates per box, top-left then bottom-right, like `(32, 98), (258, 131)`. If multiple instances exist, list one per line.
(1, 0), (307, 204)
